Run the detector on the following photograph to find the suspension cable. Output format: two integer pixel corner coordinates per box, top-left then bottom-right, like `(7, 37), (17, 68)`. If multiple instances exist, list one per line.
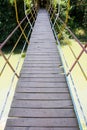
(57, 0), (61, 17)
(52, 0), (61, 28)
(24, 1), (33, 29)
(0, 22), (29, 76)
(0, 27), (31, 119)
(14, 0), (29, 44)
(51, 20), (87, 128)
(49, 0), (87, 127)
(0, 0), (37, 122)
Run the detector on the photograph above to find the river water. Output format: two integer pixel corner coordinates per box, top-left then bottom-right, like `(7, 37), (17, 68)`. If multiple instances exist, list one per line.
(0, 54), (24, 130)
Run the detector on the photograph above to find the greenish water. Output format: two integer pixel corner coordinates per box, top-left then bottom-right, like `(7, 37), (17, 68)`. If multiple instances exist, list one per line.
(0, 54), (24, 130)
(61, 41), (87, 129)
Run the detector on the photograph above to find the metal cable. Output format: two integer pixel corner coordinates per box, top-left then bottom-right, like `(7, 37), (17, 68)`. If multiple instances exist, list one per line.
(49, 11), (87, 128)
(0, 28), (31, 120)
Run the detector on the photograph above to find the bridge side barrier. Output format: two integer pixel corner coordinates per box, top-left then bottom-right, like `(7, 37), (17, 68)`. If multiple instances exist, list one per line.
(0, 1), (38, 120)
(47, 2), (87, 129)
(0, 4), (37, 78)
(47, 1), (87, 80)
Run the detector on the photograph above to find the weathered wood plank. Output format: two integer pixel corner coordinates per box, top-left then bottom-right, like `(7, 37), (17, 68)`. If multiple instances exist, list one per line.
(14, 93), (70, 100)
(25, 57), (60, 61)
(20, 70), (64, 75)
(22, 64), (62, 68)
(20, 73), (65, 78)
(5, 127), (79, 130)
(12, 100), (73, 108)
(6, 118), (78, 127)
(9, 108), (75, 117)
(16, 87), (69, 93)
(26, 52), (59, 54)
(17, 82), (68, 88)
(14, 93), (71, 100)
(25, 53), (60, 56)
(26, 55), (59, 57)
(22, 67), (64, 72)
(19, 77), (66, 82)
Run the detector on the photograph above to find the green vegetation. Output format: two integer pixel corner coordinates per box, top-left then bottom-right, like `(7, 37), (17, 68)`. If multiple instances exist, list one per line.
(0, 0), (34, 44)
(51, 0), (87, 43)
(0, 0), (87, 44)
(0, 1), (16, 42)
(69, 0), (87, 42)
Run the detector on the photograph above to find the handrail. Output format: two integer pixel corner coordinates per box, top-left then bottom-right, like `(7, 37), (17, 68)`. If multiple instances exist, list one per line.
(0, 22), (29, 76)
(48, 6), (87, 128)
(0, 0), (37, 120)
(50, 15), (87, 80)
(68, 44), (87, 80)
(0, 50), (19, 78)
(57, 17), (87, 78)
(14, 0), (29, 44)
(0, 2), (37, 77)
(67, 44), (87, 77)
(48, 7), (87, 79)
(24, 2), (33, 29)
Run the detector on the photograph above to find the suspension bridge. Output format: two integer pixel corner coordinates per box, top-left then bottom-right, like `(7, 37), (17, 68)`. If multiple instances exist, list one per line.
(0, 0), (87, 130)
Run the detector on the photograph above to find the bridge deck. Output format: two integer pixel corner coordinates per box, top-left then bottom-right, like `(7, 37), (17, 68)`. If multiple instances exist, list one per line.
(5, 9), (79, 130)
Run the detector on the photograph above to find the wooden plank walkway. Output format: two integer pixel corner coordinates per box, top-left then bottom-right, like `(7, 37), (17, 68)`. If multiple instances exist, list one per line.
(5, 9), (79, 130)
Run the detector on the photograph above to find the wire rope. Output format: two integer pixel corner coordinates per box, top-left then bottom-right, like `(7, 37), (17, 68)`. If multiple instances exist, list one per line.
(14, 0), (29, 44)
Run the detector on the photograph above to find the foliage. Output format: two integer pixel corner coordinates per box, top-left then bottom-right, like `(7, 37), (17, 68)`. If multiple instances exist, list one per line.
(0, 1), (17, 43)
(70, 0), (87, 27)
(0, 0), (33, 45)
(69, 0), (87, 41)
(51, 0), (87, 42)
(0, 0), (87, 45)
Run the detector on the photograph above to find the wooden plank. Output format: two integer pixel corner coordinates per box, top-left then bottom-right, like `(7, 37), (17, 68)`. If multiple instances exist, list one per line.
(20, 69), (64, 74)
(28, 42), (56, 45)
(5, 127), (79, 130)
(14, 93), (70, 100)
(27, 48), (58, 51)
(26, 52), (59, 54)
(26, 53), (59, 56)
(16, 87), (69, 93)
(26, 50), (58, 53)
(25, 58), (61, 61)
(20, 70), (64, 74)
(19, 77), (66, 82)
(12, 100), (73, 108)
(23, 60), (62, 64)
(26, 54), (59, 57)
(6, 118), (78, 127)
(17, 82), (67, 88)
(25, 57), (60, 61)
(28, 42), (56, 44)
(27, 47), (57, 50)
(9, 108), (75, 117)
(20, 73), (65, 78)
(21, 67), (63, 71)
(22, 64), (62, 68)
